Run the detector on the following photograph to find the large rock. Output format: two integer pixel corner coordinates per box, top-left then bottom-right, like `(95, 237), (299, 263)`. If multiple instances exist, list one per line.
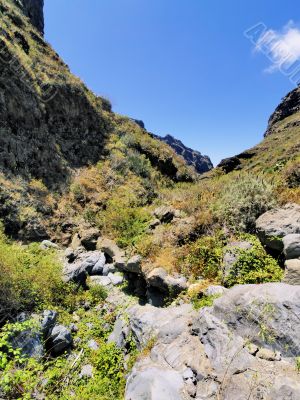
(283, 259), (300, 285)
(283, 234), (300, 259)
(146, 268), (187, 295)
(63, 251), (104, 285)
(211, 283), (300, 356)
(48, 325), (73, 355)
(125, 283), (300, 400)
(256, 203), (300, 251)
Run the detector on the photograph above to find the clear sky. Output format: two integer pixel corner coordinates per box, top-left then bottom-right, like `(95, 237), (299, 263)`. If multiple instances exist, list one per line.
(45, 0), (300, 165)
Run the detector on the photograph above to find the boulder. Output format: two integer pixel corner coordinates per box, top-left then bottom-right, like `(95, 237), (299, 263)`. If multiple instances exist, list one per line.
(90, 252), (106, 275)
(211, 283), (300, 356)
(283, 259), (300, 285)
(146, 268), (187, 295)
(204, 285), (228, 297)
(48, 325), (73, 355)
(108, 272), (124, 286)
(283, 234), (300, 259)
(11, 329), (44, 360)
(256, 203), (300, 251)
(80, 228), (101, 250)
(63, 251), (104, 285)
(125, 255), (142, 274)
(40, 310), (57, 337)
(89, 275), (112, 287)
(40, 240), (59, 250)
(267, 377), (300, 400)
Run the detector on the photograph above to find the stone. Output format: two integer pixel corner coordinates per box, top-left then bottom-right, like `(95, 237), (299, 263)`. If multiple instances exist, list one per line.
(125, 255), (142, 274)
(40, 310), (57, 337)
(125, 367), (185, 400)
(153, 206), (176, 223)
(204, 285), (228, 297)
(89, 275), (112, 287)
(283, 234), (300, 259)
(48, 325), (73, 355)
(211, 283), (300, 356)
(102, 263), (117, 276)
(108, 318), (129, 348)
(256, 203), (300, 251)
(11, 329), (44, 360)
(63, 251), (103, 285)
(90, 252), (106, 275)
(257, 348), (281, 361)
(97, 237), (125, 260)
(39, 240), (59, 250)
(108, 272), (124, 286)
(87, 339), (99, 350)
(79, 364), (93, 379)
(267, 377), (300, 399)
(146, 268), (187, 296)
(80, 228), (101, 251)
(283, 259), (300, 285)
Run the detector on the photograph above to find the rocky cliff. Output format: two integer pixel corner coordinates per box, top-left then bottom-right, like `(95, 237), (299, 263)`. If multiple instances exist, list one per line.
(14, 0), (44, 34)
(152, 133), (213, 174)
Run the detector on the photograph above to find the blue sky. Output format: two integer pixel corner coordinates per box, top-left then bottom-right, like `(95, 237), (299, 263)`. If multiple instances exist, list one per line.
(45, 0), (300, 165)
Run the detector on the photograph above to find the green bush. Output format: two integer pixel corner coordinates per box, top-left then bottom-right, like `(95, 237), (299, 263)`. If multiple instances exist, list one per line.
(0, 227), (72, 321)
(224, 235), (283, 287)
(213, 174), (276, 232)
(179, 232), (226, 280)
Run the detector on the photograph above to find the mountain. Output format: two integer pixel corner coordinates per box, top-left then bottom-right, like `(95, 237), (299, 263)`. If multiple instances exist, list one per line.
(152, 133), (213, 173)
(0, 2), (300, 400)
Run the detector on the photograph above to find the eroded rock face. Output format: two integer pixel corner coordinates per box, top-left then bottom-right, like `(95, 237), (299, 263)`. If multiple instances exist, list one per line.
(123, 283), (300, 400)
(17, 0), (44, 34)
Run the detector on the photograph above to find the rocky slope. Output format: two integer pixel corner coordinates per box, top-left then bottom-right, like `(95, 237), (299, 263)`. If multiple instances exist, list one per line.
(1, 1), (300, 400)
(15, 0), (44, 34)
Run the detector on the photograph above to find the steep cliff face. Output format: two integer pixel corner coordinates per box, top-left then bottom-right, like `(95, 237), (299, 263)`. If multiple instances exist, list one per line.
(153, 134), (213, 174)
(265, 86), (300, 137)
(14, 0), (44, 34)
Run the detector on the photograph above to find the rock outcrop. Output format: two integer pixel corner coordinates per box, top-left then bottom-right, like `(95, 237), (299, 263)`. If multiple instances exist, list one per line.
(120, 283), (300, 400)
(16, 0), (44, 34)
(265, 86), (300, 137)
(152, 134), (213, 174)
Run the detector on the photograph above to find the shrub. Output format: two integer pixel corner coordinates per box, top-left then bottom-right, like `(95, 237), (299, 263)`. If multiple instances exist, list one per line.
(282, 160), (300, 188)
(0, 227), (71, 321)
(224, 235), (283, 287)
(213, 174), (276, 232)
(178, 232), (226, 280)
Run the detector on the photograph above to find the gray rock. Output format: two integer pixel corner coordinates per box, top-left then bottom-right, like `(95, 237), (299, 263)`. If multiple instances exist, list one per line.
(102, 263), (117, 276)
(97, 237), (125, 260)
(267, 377), (300, 400)
(283, 259), (300, 285)
(146, 268), (187, 296)
(108, 272), (124, 286)
(79, 364), (93, 379)
(125, 367), (184, 400)
(41, 310), (57, 337)
(108, 318), (129, 348)
(80, 228), (101, 251)
(212, 283), (300, 356)
(48, 325), (73, 355)
(40, 240), (59, 250)
(87, 339), (99, 350)
(90, 252), (106, 275)
(204, 285), (228, 297)
(283, 234), (300, 259)
(11, 329), (44, 360)
(126, 255), (142, 274)
(89, 275), (112, 287)
(256, 203), (300, 251)
(63, 251), (103, 284)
